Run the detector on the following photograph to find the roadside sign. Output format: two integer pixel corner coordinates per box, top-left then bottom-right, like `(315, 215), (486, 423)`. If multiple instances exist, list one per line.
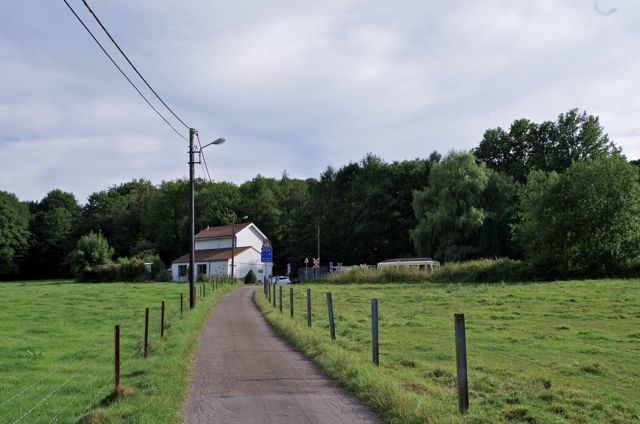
(312, 257), (320, 268)
(261, 239), (273, 262)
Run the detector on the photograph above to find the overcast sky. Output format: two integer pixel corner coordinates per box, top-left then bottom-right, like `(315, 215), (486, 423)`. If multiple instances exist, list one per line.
(1, 1), (638, 203)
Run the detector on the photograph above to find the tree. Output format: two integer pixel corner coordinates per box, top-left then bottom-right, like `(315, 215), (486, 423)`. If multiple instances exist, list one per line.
(474, 109), (621, 182)
(66, 231), (114, 278)
(410, 151), (516, 262)
(0, 191), (29, 276)
(513, 156), (640, 277)
(22, 190), (82, 278)
(143, 179), (189, 264)
(82, 179), (156, 259)
(195, 180), (241, 229)
(306, 154), (435, 268)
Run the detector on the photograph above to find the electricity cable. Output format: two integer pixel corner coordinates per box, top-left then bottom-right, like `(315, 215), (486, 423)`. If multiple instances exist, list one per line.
(61, 0), (187, 141)
(80, 0), (190, 130)
(195, 132), (213, 182)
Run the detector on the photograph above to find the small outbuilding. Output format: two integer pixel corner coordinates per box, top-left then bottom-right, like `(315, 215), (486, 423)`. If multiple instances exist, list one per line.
(171, 223), (273, 282)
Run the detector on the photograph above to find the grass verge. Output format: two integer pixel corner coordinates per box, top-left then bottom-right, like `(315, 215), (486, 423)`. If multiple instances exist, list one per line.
(256, 280), (640, 423)
(0, 280), (236, 423)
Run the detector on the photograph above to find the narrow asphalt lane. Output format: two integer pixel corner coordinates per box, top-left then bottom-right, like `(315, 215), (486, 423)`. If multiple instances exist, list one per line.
(182, 286), (382, 424)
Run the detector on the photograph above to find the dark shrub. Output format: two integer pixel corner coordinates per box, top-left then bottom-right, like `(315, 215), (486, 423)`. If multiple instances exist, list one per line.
(244, 269), (257, 284)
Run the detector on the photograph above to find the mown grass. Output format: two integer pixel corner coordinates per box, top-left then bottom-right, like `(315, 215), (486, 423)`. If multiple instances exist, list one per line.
(0, 280), (236, 423)
(256, 279), (640, 423)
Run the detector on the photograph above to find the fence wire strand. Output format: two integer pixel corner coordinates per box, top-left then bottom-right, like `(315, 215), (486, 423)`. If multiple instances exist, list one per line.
(0, 336), (109, 409)
(11, 357), (96, 424)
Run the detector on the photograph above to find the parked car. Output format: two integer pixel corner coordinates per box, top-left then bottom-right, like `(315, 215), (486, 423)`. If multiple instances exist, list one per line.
(274, 276), (291, 285)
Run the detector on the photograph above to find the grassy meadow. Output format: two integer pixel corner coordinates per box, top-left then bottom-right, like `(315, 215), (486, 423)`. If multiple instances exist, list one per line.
(256, 279), (640, 423)
(0, 280), (235, 424)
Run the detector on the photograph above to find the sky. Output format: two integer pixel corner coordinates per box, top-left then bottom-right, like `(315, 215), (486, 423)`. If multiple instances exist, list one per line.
(1, 0), (639, 204)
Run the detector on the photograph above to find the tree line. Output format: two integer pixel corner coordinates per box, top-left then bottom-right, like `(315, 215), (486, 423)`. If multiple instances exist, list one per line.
(1, 108), (638, 281)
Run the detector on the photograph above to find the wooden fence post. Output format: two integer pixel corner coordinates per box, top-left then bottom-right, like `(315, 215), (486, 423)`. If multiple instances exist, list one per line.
(114, 325), (120, 391)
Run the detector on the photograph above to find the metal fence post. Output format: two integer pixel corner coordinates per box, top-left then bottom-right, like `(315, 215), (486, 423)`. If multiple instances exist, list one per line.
(371, 298), (379, 366)
(279, 285), (283, 312)
(144, 307), (149, 358)
(327, 292), (336, 340)
(455, 313), (469, 414)
(289, 287), (294, 318)
(160, 301), (165, 338)
(306, 288), (312, 327)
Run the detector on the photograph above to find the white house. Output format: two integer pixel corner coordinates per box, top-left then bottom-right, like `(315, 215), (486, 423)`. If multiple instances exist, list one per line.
(171, 222), (273, 283)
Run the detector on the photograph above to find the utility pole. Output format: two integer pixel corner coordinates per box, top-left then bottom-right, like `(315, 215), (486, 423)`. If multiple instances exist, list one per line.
(231, 214), (248, 281)
(188, 128), (196, 309)
(187, 130), (224, 309)
(231, 219), (236, 281)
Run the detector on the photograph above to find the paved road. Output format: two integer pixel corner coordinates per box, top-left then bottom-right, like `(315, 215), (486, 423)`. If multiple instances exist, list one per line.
(182, 286), (382, 424)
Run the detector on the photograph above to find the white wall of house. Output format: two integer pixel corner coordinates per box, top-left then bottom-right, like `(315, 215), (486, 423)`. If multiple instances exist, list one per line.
(232, 249), (272, 282)
(171, 263), (187, 282)
(171, 260), (230, 282)
(195, 238), (232, 250)
(236, 226), (265, 250)
(172, 223), (272, 282)
(204, 260), (229, 278)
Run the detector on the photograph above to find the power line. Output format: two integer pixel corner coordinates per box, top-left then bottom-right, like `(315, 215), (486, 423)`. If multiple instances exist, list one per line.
(61, 0), (188, 141)
(80, 0), (190, 130)
(196, 132), (213, 182)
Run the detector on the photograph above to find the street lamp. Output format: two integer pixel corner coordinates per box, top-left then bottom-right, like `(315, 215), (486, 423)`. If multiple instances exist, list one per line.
(231, 214), (248, 281)
(189, 129), (225, 309)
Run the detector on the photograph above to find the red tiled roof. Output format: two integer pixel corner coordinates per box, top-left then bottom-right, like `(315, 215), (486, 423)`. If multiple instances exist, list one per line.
(172, 246), (252, 264)
(194, 223), (251, 239)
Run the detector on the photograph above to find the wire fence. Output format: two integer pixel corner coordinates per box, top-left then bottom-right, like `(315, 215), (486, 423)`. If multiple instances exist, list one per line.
(1, 283), (220, 423)
(262, 282), (640, 417)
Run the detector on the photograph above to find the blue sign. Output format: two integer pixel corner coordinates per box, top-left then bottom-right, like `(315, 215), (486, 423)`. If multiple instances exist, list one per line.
(261, 247), (272, 262)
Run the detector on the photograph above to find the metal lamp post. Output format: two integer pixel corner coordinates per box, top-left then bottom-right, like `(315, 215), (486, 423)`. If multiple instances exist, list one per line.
(231, 214), (248, 281)
(189, 128), (225, 309)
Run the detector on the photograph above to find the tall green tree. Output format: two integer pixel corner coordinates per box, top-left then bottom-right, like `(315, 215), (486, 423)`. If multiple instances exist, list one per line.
(514, 156), (640, 277)
(23, 190), (82, 278)
(474, 109), (621, 182)
(82, 179), (156, 258)
(195, 180), (241, 230)
(143, 179), (189, 264)
(309, 154), (434, 267)
(411, 151), (515, 262)
(0, 191), (29, 276)
(274, 172), (312, 271)
(65, 231), (114, 278)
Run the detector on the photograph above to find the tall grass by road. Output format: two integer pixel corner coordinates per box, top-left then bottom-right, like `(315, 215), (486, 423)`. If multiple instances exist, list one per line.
(257, 279), (640, 423)
(0, 280), (235, 423)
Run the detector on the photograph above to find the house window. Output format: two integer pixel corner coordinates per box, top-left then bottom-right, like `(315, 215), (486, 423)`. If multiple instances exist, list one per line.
(197, 264), (207, 276)
(178, 265), (187, 276)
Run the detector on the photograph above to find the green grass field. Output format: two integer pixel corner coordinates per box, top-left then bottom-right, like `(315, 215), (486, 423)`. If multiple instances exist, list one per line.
(256, 280), (640, 423)
(0, 280), (235, 424)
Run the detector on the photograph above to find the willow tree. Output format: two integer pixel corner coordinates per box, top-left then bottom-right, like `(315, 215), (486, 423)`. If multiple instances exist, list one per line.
(411, 151), (515, 262)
